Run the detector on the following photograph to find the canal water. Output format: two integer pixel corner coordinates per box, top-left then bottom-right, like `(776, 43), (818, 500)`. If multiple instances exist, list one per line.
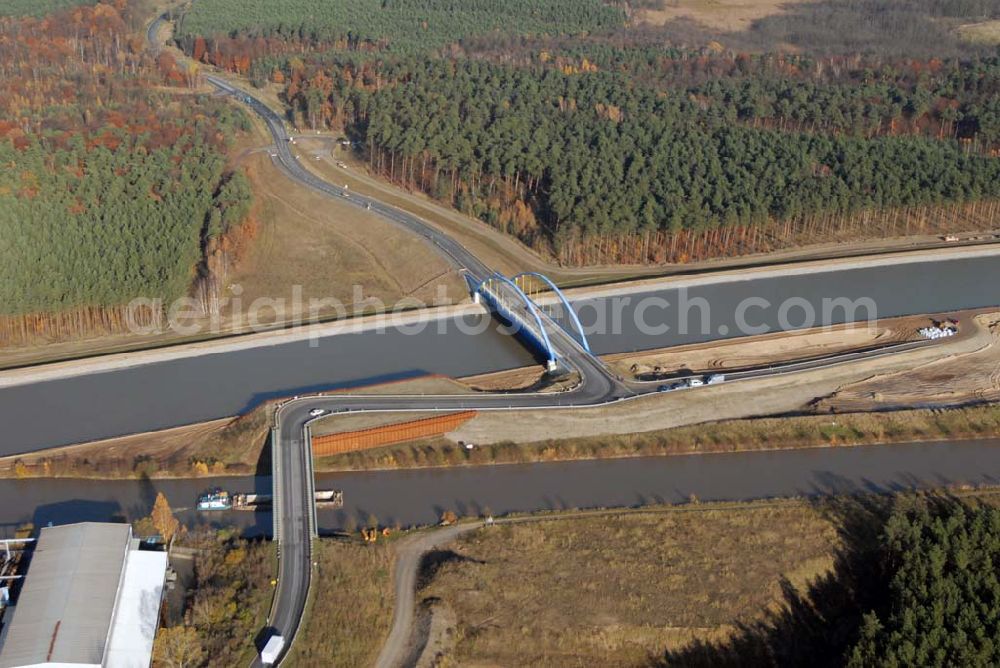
(5, 253), (1000, 456)
(3, 439), (999, 538)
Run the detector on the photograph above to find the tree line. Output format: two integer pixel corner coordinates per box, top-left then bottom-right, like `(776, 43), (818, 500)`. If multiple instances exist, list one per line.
(267, 56), (1000, 262)
(659, 494), (1000, 667)
(847, 496), (1000, 666)
(154, 528), (273, 668)
(0, 0), (254, 345)
(518, 44), (1000, 147)
(174, 0), (625, 60)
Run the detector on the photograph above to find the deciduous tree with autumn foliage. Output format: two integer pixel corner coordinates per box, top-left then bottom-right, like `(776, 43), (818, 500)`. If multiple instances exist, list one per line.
(0, 0), (255, 347)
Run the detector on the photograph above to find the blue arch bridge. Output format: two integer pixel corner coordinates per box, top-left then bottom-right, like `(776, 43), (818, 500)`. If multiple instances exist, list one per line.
(470, 272), (592, 371)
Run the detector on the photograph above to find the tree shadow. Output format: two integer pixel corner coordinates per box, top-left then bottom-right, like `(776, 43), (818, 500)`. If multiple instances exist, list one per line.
(651, 494), (896, 668)
(416, 549), (485, 590)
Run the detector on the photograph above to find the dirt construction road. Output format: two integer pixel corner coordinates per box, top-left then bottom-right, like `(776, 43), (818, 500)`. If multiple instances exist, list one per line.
(374, 504), (833, 668)
(375, 522), (481, 668)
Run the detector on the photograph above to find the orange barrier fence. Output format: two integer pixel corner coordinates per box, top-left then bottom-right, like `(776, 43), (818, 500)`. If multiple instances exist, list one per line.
(311, 411), (477, 457)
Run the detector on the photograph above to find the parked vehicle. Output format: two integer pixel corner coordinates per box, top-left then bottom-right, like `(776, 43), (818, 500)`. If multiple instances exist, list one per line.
(261, 635), (285, 666)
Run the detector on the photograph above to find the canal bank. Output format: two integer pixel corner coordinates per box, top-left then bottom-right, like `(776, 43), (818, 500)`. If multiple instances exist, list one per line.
(4, 252), (1000, 456)
(4, 438), (999, 538)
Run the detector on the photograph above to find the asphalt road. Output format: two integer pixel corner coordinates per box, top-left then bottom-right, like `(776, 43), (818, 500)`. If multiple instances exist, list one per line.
(204, 74), (493, 285)
(211, 74), (628, 665)
(59, 20), (998, 665)
(213, 70), (1000, 663)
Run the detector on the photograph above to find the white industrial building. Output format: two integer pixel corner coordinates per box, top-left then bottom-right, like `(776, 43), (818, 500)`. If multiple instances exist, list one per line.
(0, 523), (168, 668)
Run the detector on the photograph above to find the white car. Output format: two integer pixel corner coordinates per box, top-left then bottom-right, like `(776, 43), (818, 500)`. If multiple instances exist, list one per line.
(309, 408), (326, 417)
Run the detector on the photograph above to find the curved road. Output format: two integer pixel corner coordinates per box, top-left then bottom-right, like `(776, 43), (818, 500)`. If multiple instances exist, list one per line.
(205, 72), (969, 667)
(204, 75), (493, 285)
(210, 70), (634, 666)
(148, 20), (627, 664)
(144, 20), (972, 666)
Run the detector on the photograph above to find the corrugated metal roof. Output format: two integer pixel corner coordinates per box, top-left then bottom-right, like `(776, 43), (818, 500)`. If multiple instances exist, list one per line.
(0, 522), (130, 668)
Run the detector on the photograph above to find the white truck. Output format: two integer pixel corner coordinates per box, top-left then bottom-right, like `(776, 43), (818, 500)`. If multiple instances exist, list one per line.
(261, 634), (285, 666)
(706, 374), (726, 385)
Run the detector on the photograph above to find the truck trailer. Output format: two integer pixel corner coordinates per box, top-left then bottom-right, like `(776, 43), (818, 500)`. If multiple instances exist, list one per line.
(261, 634), (285, 665)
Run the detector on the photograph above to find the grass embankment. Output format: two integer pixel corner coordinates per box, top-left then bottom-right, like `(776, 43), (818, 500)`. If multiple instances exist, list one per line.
(2, 401), (274, 479)
(0, 378), (469, 480)
(414, 490), (1000, 667)
(315, 402), (1000, 472)
(286, 540), (395, 666)
(419, 501), (839, 665)
(9, 396), (1000, 481)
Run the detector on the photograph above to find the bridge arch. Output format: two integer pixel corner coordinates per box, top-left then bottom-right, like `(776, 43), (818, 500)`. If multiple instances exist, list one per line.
(475, 273), (558, 369)
(513, 272), (592, 354)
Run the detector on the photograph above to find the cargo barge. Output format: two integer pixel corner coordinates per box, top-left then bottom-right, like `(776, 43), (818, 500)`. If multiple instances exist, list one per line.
(197, 488), (343, 511)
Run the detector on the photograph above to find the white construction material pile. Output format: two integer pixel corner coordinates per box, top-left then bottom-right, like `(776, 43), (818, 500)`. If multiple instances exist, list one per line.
(919, 326), (958, 340)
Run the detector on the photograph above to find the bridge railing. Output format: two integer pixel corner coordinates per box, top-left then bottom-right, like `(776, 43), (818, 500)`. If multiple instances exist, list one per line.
(475, 274), (558, 370)
(270, 426), (282, 546)
(513, 272), (592, 354)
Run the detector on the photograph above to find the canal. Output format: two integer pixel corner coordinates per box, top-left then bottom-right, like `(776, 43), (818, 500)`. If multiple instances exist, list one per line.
(4, 439), (999, 538)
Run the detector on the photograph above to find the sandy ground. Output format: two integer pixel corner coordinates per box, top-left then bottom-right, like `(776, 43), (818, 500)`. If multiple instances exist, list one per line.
(412, 600), (458, 668)
(817, 313), (1000, 412)
(635, 0), (817, 32)
(460, 366), (581, 392)
(448, 313), (997, 445)
(606, 316), (924, 379)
